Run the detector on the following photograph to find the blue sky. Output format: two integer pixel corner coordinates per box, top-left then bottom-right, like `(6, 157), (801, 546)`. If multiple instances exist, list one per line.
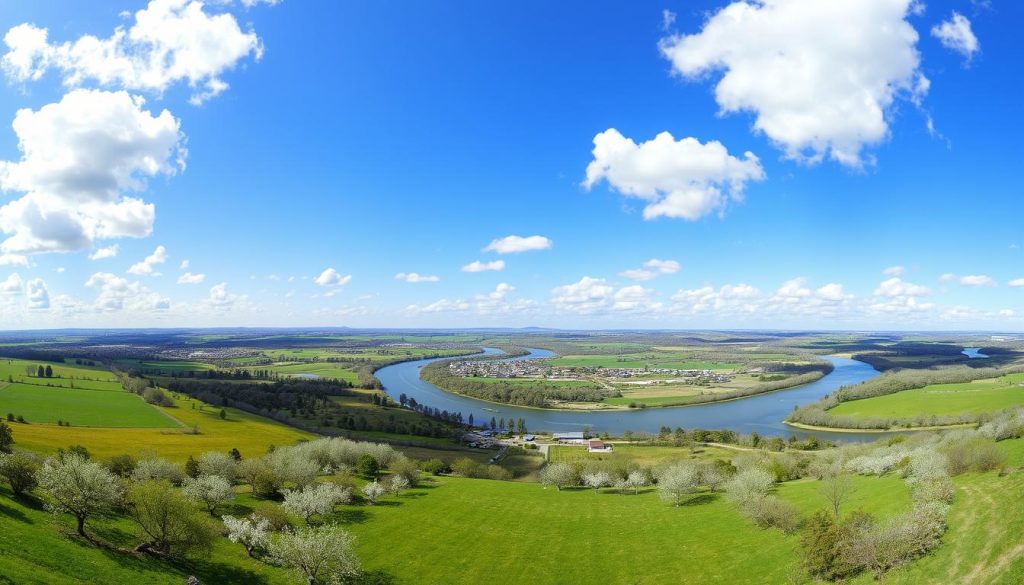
(0, 0), (1020, 330)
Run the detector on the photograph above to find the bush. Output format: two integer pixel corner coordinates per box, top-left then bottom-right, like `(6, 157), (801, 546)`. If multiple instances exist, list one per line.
(356, 454), (380, 479)
(252, 502), (292, 532)
(388, 456), (420, 487)
(0, 450), (40, 495)
(142, 387), (174, 407)
(128, 480), (216, 557)
(744, 495), (802, 533)
(107, 454), (138, 477)
(420, 458), (448, 475)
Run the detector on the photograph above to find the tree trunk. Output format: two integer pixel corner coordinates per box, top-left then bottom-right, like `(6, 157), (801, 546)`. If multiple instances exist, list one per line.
(76, 515), (86, 537)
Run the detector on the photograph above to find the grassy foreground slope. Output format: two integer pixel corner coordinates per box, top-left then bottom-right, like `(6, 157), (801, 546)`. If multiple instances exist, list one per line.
(347, 474), (910, 585)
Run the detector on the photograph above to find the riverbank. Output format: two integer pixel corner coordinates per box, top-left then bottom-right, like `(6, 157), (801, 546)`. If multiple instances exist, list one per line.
(784, 421), (976, 434)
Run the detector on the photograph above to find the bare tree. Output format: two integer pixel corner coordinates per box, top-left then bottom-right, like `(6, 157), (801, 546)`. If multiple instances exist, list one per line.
(820, 471), (854, 522)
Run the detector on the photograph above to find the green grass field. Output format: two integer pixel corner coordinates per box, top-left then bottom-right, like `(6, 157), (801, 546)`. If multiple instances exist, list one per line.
(828, 373), (1024, 420)
(0, 382), (178, 428)
(9, 394), (315, 462)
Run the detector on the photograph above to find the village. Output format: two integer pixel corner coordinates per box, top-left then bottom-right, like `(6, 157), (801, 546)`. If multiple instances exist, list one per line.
(447, 357), (733, 384)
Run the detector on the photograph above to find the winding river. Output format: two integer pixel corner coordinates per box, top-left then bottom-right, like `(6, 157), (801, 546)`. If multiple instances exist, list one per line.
(376, 348), (885, 442)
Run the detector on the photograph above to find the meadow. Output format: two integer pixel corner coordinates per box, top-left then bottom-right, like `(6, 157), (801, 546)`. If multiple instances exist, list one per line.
(827, 373), (1024, 421)
(9, 394), (316, 462)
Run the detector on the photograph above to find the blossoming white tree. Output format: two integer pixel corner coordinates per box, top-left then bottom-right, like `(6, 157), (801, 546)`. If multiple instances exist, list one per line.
(282, 482), (352, 525)
(182, 474), (236, 516)
(222, 513), (272, 558)
(269, 524), (360, 585)
(36, 454), (122, 537)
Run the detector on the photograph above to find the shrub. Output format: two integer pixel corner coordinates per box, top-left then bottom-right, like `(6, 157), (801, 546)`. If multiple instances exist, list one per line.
(420, 458), (448, 475)
(142, 387), (174, 407)
(388, 456), (420, 487)
(0, 450), (41, 495)
(128, 480), (215, 557)
(252, 502), (293, 532)
(107, 454), (138, 478)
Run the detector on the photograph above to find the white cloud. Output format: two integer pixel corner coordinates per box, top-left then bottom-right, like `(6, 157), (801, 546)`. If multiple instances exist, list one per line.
(659, 0), (928, 167)
(127, 245), (168, 276)
(26, 277), (48, 309)
(395, 272), (440, 283)
(0, 253), (27, 266)
(314, 268), (351, 287)
(959, 274), (996, 287)
(0, 89), (184, 255)
(939, 272), (957, 283)
(0, 273), (23, 294)
(207, 282), (246, 310)
(662, 9), (676, 31)
(550, 277), (616, 314)
(620, 258), (681, 281)
(177, 271), (205, 284)
(1008, 278), (1024, 288)
(816, 283), (847, 302)
(483, 235), (552, 254)
(931, 12), (979, 63)
(998, 309), (1017, 318)
(775, 277), (812, 300)
(883, 265), (905, 277)
(89, 245), (119, 260)
(2, 0), (265, 104)
(874, 277), (931, 297)
(55, 266), (65, 273)
(461, 259), (505, 273)
(86, 271), (168, 311)
(179, 259), (190, 270)
(584, 129), (764, 220)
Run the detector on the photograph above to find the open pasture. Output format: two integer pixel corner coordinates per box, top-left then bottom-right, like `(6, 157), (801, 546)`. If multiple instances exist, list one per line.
(0, 382), (177, 428)
(9, 393), (315, 462)
(828, 372), (1024, 420)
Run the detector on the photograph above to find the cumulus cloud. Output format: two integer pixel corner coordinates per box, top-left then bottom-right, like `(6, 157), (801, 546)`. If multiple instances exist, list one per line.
(395, 272), (440, 283)
(2, 0), (265, 104)
(931, 12), (979, 64)
(461, 259), (505, 273)
(959, 274), (996, 287)
(405, 283), (535, 317)
(314, 268), (351, 287)
(874, 277), (931, 297)
(0, 273), (23, 294)
(550, 277), (616, 314)
(939, 272), (957, 283)
(86, 271), (169, 311)
(177, 271), (205, 284)
(619, 258), (681, 281)
(583, 129), (764, 220)
(883, 265), (905, 277)
(483, 235), (552, 254)
(89, 244), (119, 260)
(659, 0), (928, 167)
(0, 89), (184, 255)
(1008, 278), (1024, 288)
(0, 253), (27, 266)
(25, 277), (48, 309)
(815, 283), (847, 302)
(206, 282), (246, 310)
(127, 245), (168, 276)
